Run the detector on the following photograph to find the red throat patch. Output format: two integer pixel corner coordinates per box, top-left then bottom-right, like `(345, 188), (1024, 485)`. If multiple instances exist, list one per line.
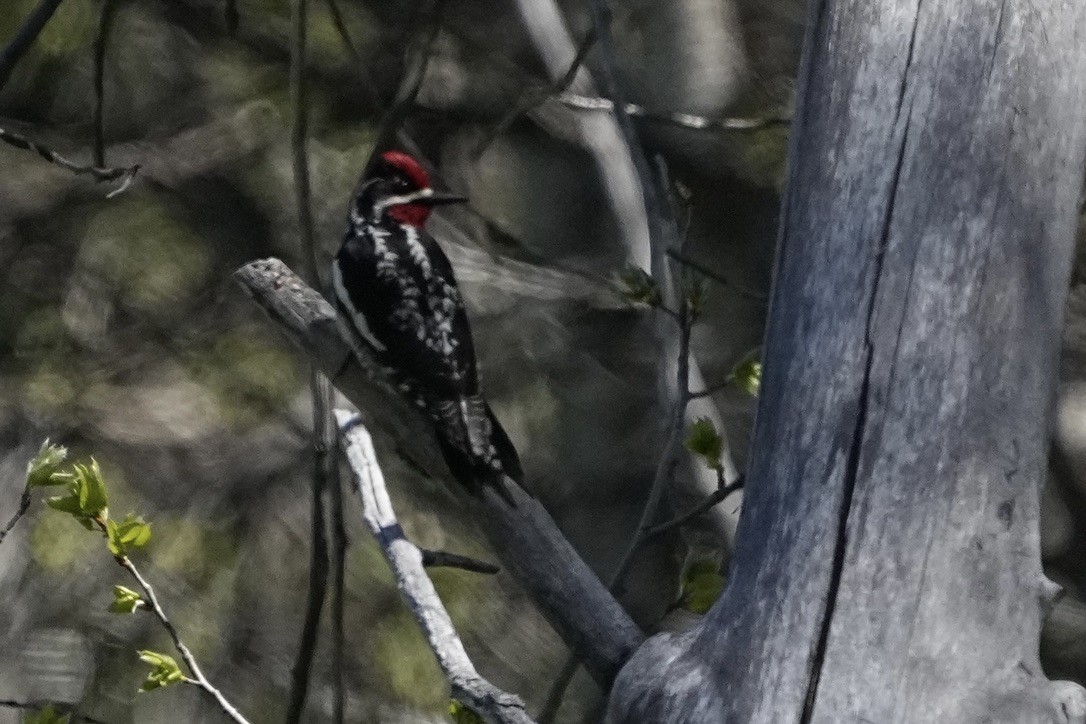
(387, 203), (432, 227)
(380, 150), (430, 190)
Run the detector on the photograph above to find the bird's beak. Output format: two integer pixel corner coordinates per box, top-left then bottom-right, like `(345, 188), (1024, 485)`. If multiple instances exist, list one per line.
(417, 190), (468, 206)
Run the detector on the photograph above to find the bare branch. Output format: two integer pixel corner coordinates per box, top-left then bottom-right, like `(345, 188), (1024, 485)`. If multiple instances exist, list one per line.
(224, 0), (238, 35)
(421, 549), (500, 575)
(606, 306), (694, 592)
(509, 0), (652, 268)
(0, 0), (67, 93)
(323, 0), (358, 61)
(538, 13), (743, 702)
(286, 0), (336, 719)
(0, 489), (31, 550)
(537, 656), (580, 724)
(234, 258), (643, 687)
(361, 0), (446, 177)
(642, 475), (745, 541)
(539, 299), (694, 717)
(0, 488), (31, 546)
(687, 383), (728, 400)
(336, 412), (534, 724)
(666, 248), (769, 303)
(93, 518), (250, 724)
(285, 397), (330, 724)
(0, 126), (139, 195)
(558, 92), (792, 133)
(475, 27), (599, 156)
(92, 0), (118, 168)
(0, 700), (109, 724)
(329, 444), (348, 724)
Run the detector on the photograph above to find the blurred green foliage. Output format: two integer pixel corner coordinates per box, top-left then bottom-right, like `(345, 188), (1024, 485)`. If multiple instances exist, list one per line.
(678, 557), (724, 615)
(22, 704), (71, 724)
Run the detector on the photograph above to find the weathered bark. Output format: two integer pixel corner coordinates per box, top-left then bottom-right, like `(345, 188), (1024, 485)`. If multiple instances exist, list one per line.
(608, 1), (1086, 721)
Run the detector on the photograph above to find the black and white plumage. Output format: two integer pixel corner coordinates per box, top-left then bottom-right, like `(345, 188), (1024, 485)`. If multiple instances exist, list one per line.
(333, 150), (523, 498)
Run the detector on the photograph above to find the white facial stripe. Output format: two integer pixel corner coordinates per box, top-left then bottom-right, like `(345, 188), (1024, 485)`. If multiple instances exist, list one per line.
(373, 187), (433, 215)
(332, 262), (389, 352)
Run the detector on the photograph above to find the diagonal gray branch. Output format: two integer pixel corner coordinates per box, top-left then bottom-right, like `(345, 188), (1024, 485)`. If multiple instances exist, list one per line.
(508, 0), (651, 270)
(0, 0), (67, 93)
(336, 411), (534, 724)
(234, 258), (643, 687)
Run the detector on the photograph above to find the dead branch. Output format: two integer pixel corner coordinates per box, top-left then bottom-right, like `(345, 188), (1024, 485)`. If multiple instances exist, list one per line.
(0, 126), (139, 196)
(336, 411), (534, 724)
(234, 258), (643, 688)
(285, 0), (337, 718)
(421, 549), (500, 574)
(0, 0), (68, 92)
(558, 92), (791, 133)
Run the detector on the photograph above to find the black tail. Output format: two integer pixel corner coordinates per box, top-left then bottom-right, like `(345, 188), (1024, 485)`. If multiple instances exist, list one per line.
(429, 397), (526, 504)
(485, 402), (523, 486)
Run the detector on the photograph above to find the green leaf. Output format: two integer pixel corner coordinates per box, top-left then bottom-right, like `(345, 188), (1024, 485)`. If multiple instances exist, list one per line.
(138, 650), (186, 691)
(448, 700), (485, 724)
(26, 440), (69, 488)
(74, 460), (108, 518)
(45, 493), (83, 516)
(679, 558), (725, 615)
(109, 584), (145, 614)
(615, 266), (661, 307)
(107, 515), (151, 557)
(684, 418), (723, 470)
(729, 358), (761, 398)
(23, 704), (71, 724)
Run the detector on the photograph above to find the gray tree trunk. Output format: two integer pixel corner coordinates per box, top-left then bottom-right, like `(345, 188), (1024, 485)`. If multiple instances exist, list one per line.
(607, 0), (1086, 721)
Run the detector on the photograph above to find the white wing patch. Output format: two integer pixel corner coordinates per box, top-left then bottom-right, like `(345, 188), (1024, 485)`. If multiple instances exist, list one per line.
(332, 261), (388, 352)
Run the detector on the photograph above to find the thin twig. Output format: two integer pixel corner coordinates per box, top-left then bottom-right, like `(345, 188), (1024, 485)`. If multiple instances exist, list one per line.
(286, 0), (334, 720)
(643, 475), (745, 541)
(540, 303), (693, 720)
(558, 91), (792, 133)
(0, 700), (109, 724)
(92, 0), (118, 168)
(323, 0), (358, 60)
(607, 306), (692, 592)
(285, 382), (330, 724)
(421, 549), (500, 574)
(0, 127), (139, 195)
(475, 26), (598, 157)
(666, 248), (768, 302)
(542, 10), (723, 713)
(538, 3), (681, 713)
(336, 412), (535, 723)
(687, 382), (729, 400)
(0, 488), (32, 546)
(0, 0), (67, 93)
(92, 518), (250, 724)
(224, 0), (238, 35)
(329, 438), (347, 724)
(361, 0), (446, 178)
(537, 656), (580, 724)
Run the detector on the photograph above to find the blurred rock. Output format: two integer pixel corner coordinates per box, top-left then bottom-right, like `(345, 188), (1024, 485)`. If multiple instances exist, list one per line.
(1041, 473), (1076, 561)
(1056, 381), (1086, 503)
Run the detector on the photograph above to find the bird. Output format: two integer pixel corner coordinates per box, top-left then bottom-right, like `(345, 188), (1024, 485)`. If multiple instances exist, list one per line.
(332, 150), (524, 501)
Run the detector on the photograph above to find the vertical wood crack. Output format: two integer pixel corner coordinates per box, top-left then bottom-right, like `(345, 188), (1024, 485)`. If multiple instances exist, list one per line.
(799, 110), (914, 723)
